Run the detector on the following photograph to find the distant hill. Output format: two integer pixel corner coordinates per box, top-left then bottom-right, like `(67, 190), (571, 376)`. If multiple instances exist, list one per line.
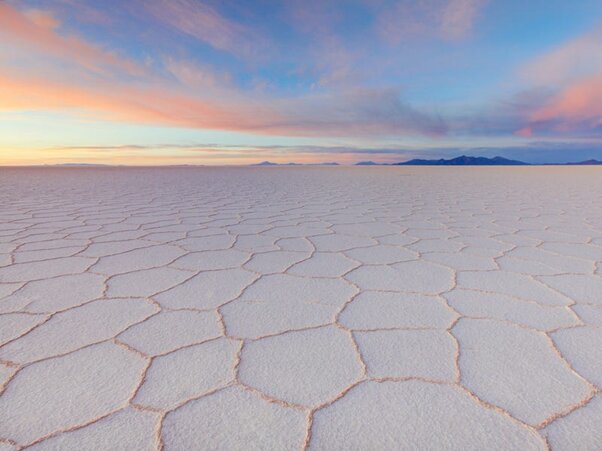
(355, 161), (381, 165)
(561, 159), (602, 165)
(251, 161), (280, 166)
(394, 155), (529, 166)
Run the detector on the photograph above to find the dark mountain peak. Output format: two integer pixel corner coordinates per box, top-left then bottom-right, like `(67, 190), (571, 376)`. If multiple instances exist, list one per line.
(395, 155), (529, 166)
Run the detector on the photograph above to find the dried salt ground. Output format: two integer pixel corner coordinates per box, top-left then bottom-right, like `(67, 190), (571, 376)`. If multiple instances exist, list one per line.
(0, 166), (601, 450)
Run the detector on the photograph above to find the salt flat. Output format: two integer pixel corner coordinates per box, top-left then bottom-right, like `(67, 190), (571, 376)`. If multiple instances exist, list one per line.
(0, 166), (601, 450)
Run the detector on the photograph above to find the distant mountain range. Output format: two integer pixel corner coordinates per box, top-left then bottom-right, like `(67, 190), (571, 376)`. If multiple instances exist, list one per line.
(353, 156), (602, 166)
(40, 157), (602, 167)
(394, 155), (528, 166)
(556, 159), (602, 165)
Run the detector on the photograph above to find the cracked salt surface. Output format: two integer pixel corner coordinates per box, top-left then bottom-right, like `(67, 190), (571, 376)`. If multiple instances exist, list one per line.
(0, 166), (601, 450)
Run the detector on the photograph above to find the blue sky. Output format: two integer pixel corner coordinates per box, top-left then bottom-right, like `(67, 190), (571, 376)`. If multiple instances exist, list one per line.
(1, 0), (602, 164)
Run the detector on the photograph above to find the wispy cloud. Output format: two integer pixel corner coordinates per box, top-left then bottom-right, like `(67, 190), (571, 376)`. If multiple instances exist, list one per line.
(143, 0), (267, 59)
(0, 4), (444, 138)
(376, 0), (487, 44)
(517, 25), (602, 136)
(0, 3), (142, 77)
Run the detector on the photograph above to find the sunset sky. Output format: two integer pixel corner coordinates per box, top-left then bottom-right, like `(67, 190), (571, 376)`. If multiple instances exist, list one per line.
(2, 0), (602, 165)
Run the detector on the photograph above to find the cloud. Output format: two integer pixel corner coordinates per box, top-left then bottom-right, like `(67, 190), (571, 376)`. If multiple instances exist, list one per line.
(142, 0), (266, 59)
(517, 26), (602, 135)
(0, 3), (142, 77)
(528, 75), (602, 133)
(0, 4), (444, 138)
(521, 26), (602, 86)
(376, 0), (486, 44)
(440, 0), (486, 40)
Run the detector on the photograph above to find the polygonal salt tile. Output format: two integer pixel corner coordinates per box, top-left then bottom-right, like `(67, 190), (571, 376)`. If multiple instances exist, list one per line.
(170, 249), (250, 271)
(243, 251), (309, 274)
(223, 296), (336, 339)
(339, 291), (456, 329)
(0, 253), (11, 267)
(355, 330), (456, 381)
(118, 310), (222, 356)
(496, 256), (561, 275)
(134, 338), (240, 410)
(377, 234), (418, 246)
(79, 240), (154, 258)
(106, 267), (191, 298)
(457, 271), (571, 306)
(13, 246), (86, 263)
(228, 223), (271, 235)
(538, 275), (602, 305)
(552, 327), (602, 388)
(2, 273), (105, 314)
(162, 386), (306, 450)
(518, 229), (590, 243)
(265, 224), (330, 238)
(0, 363), (16, 391)
(276, 237), (315, 252)
(287, 252), (358, 277)
(0, 257), (94, 282)
(407, 239), (464, 253)
(453, 236), (514, 252)
(91, 245), (185, 275)
(453, 318), (592, 425)
(572, 305), (602, 326)
(405, 228), (456, 239)
(28, 407), (161, 451)
(93, 230), (147, 242)
(309, 380), (546, 450)
(494, 233), (542, 247)
(445, 289), (579, 331)
(155, 268), (258, 309)
(177, 235), (235, 251)
(0, 299), (157, 364)
(331, 222), (402, 237)
(541, 242), (602, 260)
(543, 395), (602, 451)
(0, 342), (146, 446)
(346, 260), (454, 294)
(238, 273), (357, 307)
(344, 244), (416, 264)
(423, 252), (497, 270)
(234, 234), (279, 252)
(143, 231), (187, 242)
(309, 234), (376, 251)
(0, 282), (22, 301)
(0, 313), (48, 346)
(239, 326), (363, 406)
(223, 274), (356, 338)
(503, 247), (593, 274)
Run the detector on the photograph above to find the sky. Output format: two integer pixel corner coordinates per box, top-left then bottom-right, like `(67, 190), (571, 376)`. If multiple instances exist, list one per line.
(1, 0), (602, 165)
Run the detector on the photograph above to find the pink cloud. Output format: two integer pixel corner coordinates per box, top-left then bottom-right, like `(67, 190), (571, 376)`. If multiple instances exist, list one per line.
(0, 3), (143, 77)
(521, 26), (602, 86)
(440, 0), (487, 40)
(143, 0), (266, 59)
(528, 75), (602, 131)
(0, 3), (444, 138)
(518, 26), (602, 135)
(376, 0), (486, 44)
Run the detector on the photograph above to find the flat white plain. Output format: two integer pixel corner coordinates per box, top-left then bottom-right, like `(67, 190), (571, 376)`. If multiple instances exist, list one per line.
(0, 166), (601, 450)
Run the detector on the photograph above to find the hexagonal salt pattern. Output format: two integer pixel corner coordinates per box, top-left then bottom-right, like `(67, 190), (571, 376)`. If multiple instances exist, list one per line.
(1, 166), (602, 449)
